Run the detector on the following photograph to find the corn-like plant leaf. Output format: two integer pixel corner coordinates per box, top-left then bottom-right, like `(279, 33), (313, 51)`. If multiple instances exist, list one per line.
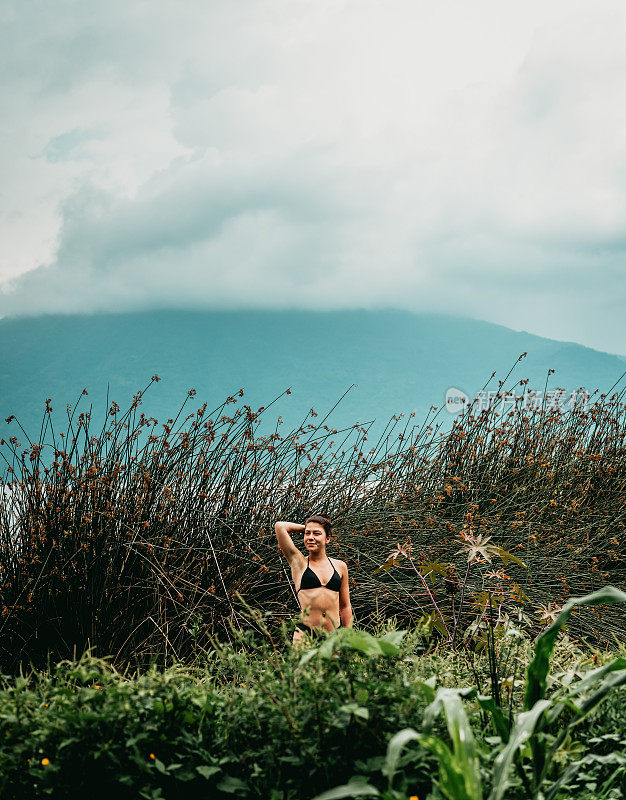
(567, 656), (626, 697)
(421, 688), (482, 800)
(571, 667), (626, 722)
(524, 587), (626, 711)
(423, 686), (477, 732)
(545, 659), (626, 725)
(418, 734), (481, 800)
(487, 699), (551, 800)
(440, 690), (483, 800)
(477, 695), (509, 743)
(539, 667), (626, 797)
(544, 751), (626, 800)
(383, 728), (421, 788)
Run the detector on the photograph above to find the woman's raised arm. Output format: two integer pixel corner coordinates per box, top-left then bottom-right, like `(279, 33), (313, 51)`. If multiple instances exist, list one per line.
(275, 520), (305, 565)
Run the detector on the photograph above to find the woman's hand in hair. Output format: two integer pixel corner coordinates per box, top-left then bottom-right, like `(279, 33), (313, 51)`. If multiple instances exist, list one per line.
(275, 521), (305, 566)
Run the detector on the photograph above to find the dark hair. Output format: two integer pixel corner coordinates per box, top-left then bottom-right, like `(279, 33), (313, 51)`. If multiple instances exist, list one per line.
(305, 515), (333, 538)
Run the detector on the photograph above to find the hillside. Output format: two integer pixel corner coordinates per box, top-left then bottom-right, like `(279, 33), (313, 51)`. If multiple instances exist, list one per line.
(1, 309), (624, 437)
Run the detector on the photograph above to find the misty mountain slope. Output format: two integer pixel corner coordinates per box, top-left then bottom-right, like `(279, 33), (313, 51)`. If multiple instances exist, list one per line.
(0, 309), (623, 437)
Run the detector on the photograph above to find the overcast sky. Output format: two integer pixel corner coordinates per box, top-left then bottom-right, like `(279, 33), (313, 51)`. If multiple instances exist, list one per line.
(1, 0), (625, 353)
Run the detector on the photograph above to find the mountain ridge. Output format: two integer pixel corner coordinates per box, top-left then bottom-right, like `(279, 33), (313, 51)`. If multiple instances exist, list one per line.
(1, 308), (623, 437)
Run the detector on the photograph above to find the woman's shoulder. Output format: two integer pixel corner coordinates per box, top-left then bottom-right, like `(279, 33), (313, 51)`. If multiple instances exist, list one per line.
(329, 557), (347, 570)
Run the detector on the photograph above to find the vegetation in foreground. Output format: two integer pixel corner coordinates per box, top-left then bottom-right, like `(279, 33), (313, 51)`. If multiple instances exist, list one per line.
(2, 589), (626, 800)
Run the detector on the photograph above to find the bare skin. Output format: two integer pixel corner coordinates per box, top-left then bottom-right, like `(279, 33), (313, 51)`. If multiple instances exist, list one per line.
(275, 520), (353, 646)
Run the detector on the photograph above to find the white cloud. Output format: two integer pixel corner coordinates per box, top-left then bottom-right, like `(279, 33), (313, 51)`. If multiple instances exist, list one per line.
(1, 0), (625, 352)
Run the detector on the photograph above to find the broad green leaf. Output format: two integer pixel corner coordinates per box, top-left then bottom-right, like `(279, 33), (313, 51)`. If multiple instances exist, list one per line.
(339, 703), (370, 721)
(217, 775), (249, 793)
(298, 647), (319, 667)
(487, 699), (551, 800)
(345, 632), (384, 656)
(310, 784), (381, 800)
(414, 679), (436, 705)
(319, 636), (338, 659)
(377, 630), (406, 648)
(377, 639), (401, 657)
(196, 765), (220, 779)
(524, 587), (626, 711)
(154, 757), (167, 774)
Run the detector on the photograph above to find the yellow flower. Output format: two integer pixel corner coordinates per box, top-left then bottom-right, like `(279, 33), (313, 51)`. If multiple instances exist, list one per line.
(149, 753), (156, 760)
(94, 685), (101, 690)
(41, 758), (50, 766)
(409, 796), (419, 800)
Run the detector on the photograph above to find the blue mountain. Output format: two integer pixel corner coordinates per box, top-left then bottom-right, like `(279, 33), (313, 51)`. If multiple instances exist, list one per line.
(1, 309), (624, 440)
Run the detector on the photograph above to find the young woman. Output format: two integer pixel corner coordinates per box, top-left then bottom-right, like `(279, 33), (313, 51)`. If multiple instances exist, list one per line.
(275, 515), (353, 645)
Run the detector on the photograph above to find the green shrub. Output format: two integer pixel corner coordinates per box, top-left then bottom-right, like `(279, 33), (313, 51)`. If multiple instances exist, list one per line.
(313, 588), (626, 800)
(0, 624), (440, 799)
(2, 608), (626, 800)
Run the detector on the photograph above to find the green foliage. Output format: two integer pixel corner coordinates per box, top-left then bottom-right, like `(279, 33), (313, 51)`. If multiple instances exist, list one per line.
(314, 587), (626, 800)
(0, 654), (224, 799)
(298, 627), (406, 665)
(2, 594), (626, 799)
(0, 625), (437, 799)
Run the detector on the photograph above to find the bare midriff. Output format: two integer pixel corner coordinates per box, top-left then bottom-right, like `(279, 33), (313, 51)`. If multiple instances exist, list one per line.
(297, 587), (341, 632)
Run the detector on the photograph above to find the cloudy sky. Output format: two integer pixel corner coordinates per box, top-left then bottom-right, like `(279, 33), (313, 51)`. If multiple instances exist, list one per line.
(1, 0), (625, 353)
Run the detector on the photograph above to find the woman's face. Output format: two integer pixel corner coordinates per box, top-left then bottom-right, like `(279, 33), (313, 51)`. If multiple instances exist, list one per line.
(304, 522), (327, 553)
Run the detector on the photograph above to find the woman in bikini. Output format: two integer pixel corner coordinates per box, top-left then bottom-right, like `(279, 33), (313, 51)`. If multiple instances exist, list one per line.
(275, 515), (353, 646)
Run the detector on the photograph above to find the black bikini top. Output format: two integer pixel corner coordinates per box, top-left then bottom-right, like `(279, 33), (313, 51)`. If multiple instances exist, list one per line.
(297, 556), (342, 593)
